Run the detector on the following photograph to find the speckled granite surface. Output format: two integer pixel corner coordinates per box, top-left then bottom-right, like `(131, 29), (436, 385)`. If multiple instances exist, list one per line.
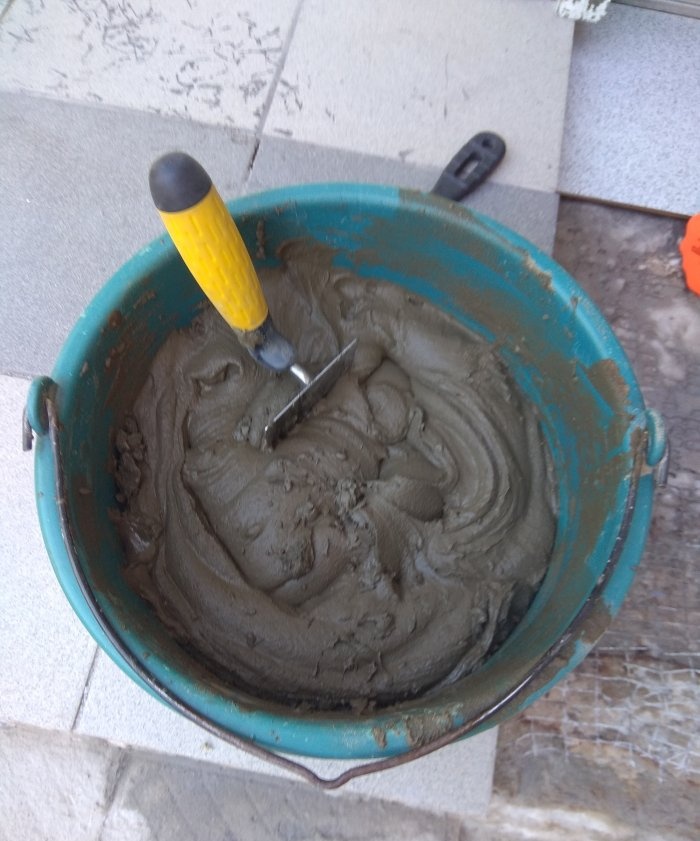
(559, 4), (700, 215)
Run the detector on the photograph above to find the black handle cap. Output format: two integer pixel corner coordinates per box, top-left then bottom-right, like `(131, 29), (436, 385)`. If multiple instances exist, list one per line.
(149, 152), (213, 212)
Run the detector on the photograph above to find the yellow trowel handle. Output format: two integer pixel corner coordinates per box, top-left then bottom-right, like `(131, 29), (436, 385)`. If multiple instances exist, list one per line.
(149, 152), (295, 371)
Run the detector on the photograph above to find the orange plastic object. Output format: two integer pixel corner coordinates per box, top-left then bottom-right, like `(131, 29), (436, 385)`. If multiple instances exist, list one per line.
(679, 213), (700, 296)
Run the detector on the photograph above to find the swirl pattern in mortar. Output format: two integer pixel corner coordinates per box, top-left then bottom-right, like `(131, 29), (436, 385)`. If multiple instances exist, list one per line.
(113, 241), (557, 709)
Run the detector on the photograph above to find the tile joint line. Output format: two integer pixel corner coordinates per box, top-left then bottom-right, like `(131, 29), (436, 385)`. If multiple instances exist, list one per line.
(96, 750), (130, 841)
(71, 646), (100, 731)
(254, 0), (305, 141)
(0, 0), (17, 25)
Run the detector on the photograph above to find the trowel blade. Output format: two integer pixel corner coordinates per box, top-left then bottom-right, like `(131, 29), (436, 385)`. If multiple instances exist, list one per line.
(262, 339), (358, 450)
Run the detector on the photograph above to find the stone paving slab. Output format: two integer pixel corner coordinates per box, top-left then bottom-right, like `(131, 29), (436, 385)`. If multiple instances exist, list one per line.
(0, 0), (299, 131)
(0, 1), (574, 194)
(248, 135), (560, 254)
(0, 724), (123, 841)
(2, 723), (468, 841)
(264, 0), (574, 192)
(102, 738), (465, 841)
(76, 650), (498, 818)
(0, 92), (255, 377)
(559, 4), (700, 215)
(6, 722), (663, 841)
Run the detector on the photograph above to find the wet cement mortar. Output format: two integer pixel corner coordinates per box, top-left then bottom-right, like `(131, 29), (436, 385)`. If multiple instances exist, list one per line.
(112, 240), (557, 711)
(493, 200), (700, 841)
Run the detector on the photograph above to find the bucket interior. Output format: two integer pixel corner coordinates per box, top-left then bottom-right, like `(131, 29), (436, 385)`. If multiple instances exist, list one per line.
(45, 185), (648, 757)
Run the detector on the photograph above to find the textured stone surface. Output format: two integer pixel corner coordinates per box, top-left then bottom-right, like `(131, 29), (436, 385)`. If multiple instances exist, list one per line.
(559, 4), (700, 215)
(264, 0), (573, 191)
(0, 92), (255, 377)
(248, 135), (560, 253)
(1, 724), (468, 841)
(494, 200), (700, 841)
(0, 0), (299, 130)
(0, 724), (123, 841)
(103, 745), (466, 841)
(76, 650), (498, 818)
(0, 374), (97, 731)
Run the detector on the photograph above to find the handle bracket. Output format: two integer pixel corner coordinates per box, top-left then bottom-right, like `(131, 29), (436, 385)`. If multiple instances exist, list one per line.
(23, 376), (57, 451)
(431, 132), (506, 202)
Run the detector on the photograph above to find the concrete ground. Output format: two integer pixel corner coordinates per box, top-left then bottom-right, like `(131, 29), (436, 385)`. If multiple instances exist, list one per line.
(1, 1), (698, 838)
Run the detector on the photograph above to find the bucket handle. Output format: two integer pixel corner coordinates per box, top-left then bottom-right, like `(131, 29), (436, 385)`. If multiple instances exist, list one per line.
(26, 385), (667, 789)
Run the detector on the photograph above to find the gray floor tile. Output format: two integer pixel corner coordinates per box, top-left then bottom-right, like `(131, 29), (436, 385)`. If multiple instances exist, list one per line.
(0, 92), (255, 377)
(264, 0), (574, 192)
(76, 650), (498, 817)
(0, 374), (98, 731)
(559, 4), (700, 215)
(0, 724), (122, 841)
(103, 746), (465, 841)
(466, 183), (560, 255)
(247, 134), (442, 193)
(0, 0), (299, 131)
(74, 650), (258, 772)
(1, 724), (466, 841)
(248, 135), (560, 253)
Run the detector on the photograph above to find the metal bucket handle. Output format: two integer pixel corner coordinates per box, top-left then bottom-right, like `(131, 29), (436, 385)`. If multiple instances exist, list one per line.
(24, 380), (667, 789)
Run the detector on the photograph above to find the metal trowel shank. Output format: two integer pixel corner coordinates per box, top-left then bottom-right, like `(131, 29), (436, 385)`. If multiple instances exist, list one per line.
(262, 339), (358, 450)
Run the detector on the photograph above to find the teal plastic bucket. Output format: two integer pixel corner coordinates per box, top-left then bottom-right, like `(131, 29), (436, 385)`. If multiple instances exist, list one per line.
(26, 185), (666, 786)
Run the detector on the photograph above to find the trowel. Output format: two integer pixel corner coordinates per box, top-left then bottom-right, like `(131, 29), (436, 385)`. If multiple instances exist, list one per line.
(149, 152), (357, 449)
